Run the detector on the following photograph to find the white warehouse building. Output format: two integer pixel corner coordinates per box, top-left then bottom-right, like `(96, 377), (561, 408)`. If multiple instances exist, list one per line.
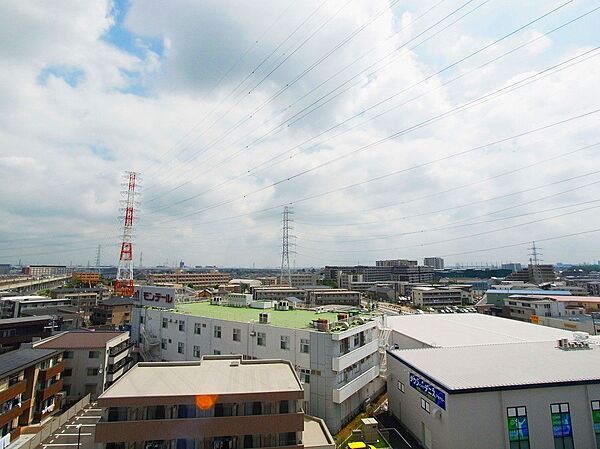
(386, 313), (600, 449)
(132, 301), (386, 433)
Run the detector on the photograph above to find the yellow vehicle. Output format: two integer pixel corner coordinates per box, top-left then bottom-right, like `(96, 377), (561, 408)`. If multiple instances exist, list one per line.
(347, 442), (375, 449)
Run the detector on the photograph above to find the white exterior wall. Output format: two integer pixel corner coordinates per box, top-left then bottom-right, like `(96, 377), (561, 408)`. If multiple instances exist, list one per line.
(135, 307), (382, 433)
(388, 354), (600, 449)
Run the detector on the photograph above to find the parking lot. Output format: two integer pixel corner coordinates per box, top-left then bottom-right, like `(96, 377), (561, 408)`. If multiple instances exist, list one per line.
(37, 403), (102, 449)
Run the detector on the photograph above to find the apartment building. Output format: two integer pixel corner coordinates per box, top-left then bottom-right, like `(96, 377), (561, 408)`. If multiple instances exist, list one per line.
(423, 258), (444, 270)
(148, 272), (231, 289)
(305, 290), (360, 307)
(133, 302), (385, 433)
(24, 265), (71, 277)
(288, 273), (319, 287)
(94, 355), (334, 449)
(253, 287), (307, 302)
(0, 347), (64, 442)
(0, 316), (53, 354)
(506, 264), (556, 283)
(91, 297), (135, 327)
(50, 287), (108, 317)
(411, 287), (463, 308)
(33, 330), (132, 403)
(0, 296), (73, 319)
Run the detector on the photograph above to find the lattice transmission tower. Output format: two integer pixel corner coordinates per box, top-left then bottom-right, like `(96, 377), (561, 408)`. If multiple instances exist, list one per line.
(115, 171), (141, 297)
(280, 206), (294, 286)
(529, 240), (543, 285)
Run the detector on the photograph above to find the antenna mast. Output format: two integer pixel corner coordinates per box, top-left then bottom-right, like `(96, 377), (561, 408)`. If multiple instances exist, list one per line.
(115, 171), (141, 297)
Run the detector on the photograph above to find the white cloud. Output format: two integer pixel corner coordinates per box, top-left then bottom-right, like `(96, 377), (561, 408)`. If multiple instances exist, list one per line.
(0, 0), (599, 267)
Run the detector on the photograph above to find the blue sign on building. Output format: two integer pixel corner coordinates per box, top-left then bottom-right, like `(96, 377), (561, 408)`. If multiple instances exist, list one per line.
(409, 373), (446, 410)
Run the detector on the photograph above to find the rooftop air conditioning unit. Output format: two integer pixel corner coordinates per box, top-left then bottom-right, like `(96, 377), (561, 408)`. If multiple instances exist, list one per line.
(259, 313), (270, 324)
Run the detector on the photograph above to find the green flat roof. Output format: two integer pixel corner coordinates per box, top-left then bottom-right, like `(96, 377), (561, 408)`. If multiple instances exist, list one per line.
(176, 301), (352, 330)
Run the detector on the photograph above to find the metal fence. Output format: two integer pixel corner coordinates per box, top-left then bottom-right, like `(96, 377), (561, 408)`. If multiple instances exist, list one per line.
(12, 394), (91, 449)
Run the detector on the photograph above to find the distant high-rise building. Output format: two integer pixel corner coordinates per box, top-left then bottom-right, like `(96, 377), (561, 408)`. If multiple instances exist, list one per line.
(501, 263), (522, 272)
(376, 259), (417, 267)
(424, 257), (444, 270)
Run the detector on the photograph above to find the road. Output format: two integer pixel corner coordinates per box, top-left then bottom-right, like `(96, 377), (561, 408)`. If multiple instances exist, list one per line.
(38, 403), (102, 449)
(374, 411), (424, 449)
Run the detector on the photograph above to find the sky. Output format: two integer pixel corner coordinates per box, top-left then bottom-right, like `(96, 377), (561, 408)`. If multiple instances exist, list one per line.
(0, 0), (599, 268)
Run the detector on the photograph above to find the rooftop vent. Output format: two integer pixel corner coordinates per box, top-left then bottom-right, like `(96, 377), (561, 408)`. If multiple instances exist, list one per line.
(230, 360), (240, 367)
(557, 337), (592, 351)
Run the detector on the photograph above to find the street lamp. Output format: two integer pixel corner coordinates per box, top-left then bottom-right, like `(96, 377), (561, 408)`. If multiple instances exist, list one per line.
(76, 423), (82, 449)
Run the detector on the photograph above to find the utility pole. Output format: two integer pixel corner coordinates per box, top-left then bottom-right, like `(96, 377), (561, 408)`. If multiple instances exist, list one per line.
(280, 206), (294, 286)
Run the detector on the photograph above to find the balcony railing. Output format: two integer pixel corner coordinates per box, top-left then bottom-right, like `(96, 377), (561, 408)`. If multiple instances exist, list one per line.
(0, 380), (26, 404)
(40, 379), (64, 401)
(39, 362), (65, 380)
(109, 341), (133, 357)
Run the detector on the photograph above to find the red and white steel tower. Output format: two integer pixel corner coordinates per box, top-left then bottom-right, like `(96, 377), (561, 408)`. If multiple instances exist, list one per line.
(114, 171), (141, 297)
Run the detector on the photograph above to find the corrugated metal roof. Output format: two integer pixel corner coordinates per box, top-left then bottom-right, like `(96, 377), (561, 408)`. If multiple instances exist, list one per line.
(389, 340), (600, 391)
(386, 313), (574, 347)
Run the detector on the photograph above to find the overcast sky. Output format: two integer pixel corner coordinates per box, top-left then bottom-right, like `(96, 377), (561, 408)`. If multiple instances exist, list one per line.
(1, 0), (599, 268)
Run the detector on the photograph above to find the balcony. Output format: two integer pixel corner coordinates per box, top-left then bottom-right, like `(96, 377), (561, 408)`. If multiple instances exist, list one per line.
(39, 379), (64, 401)
(332, 366), (379, 404)
(108, 341), (133, 359)
(332, 340), (379, 372)
(95, 412), (304, 443)
(38, 362), (65, 381)
(0, 380), (26, 404)
(0, 399), (30, 428)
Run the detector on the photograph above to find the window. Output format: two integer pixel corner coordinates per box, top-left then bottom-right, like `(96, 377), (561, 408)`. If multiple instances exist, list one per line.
(193, 345), (201, 358)
(63, 351), (74, 359)
(162, 318), (168, 328)
(507, 406), (530, 449)
(300, 339), (309, 354)
(233, 328), (241, 342)
(551, 403), (573, 449)
(300, 368), (310, 384)
(87, 368), (99, 376)
(420, 398), (430, 413)
(214, 325), (221, 338)
(63, 368), (72, 377)
(161, 338), (167, 350)
(89, 351), (100, 359)
(279, 400), (290, 414)
(257, 332), (266, 347)
(194, 323), (201, 335)
(1, 329), (16, 338)
(280, 336), (290, 350)
(592, 400), (600, 448)
(178, 342), (185, 354)
(353, 334), (360, 347)
(178, 320), (185, 332)
(398, 381), (405, 393)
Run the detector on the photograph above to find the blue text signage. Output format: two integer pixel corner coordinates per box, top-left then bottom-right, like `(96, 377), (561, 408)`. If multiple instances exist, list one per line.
(409, 373), (446, 410)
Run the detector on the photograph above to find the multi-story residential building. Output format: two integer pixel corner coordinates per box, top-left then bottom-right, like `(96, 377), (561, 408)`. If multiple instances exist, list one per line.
(288, 273), (319, 287)
(411, 287), (463, 308)
(375, 259), (417, 267)
(0, 316), (53, 354)
(253, 287), (307, 302)
(0, 296), (73, 319)
(305, 290), (360, 307)
(133, 301), (385, 433)
(256, 276), (278, 286)
(501, 262), (522, 272)
(33, 330), (132, 403)
(502, 296), (584, 322)
(72, 272), (101, 285)
(148, 271), (231, 289)
(24, 265), (71, 277)
(91, 297), (135, 327)
(50, 287), (108, 317)
(506, 264), (556, 283)
(20, 306), (84, 330)
(390, 265), (434, 283)
(423, 257), (444, 270)
(0, 347), (64, 441)
(94, 355), (335, 449)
